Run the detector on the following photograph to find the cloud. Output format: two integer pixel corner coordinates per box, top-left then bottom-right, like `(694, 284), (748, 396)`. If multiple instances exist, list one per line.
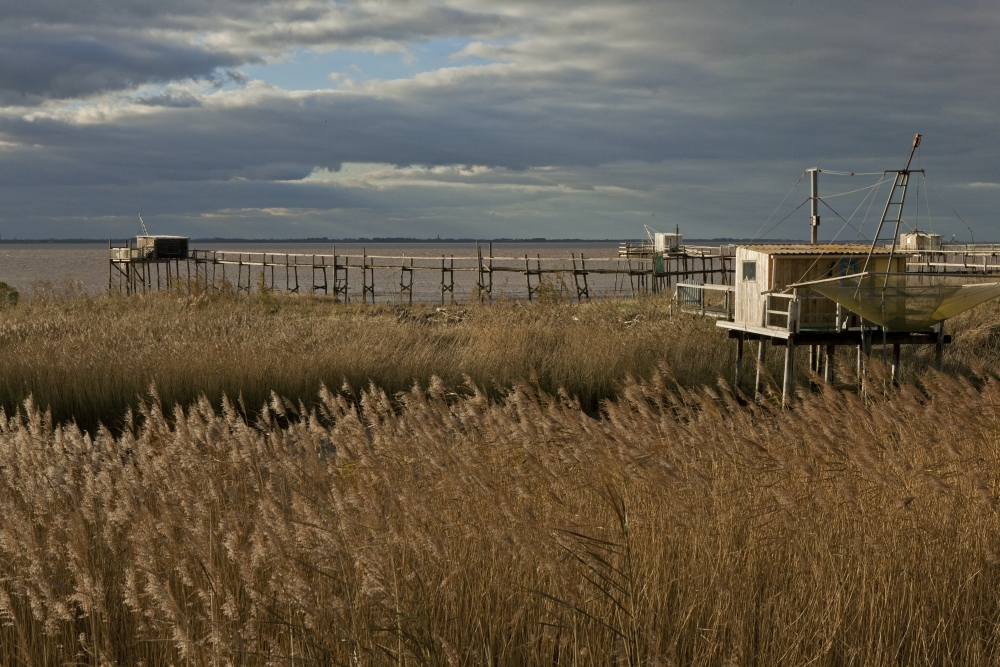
(0, 1), (999, 241)
(0, 32), (250, 103)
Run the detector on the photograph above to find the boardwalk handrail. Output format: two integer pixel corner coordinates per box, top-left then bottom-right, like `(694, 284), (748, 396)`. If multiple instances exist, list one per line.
(675, 282), (735, 319)
(110, 241), (738, 302)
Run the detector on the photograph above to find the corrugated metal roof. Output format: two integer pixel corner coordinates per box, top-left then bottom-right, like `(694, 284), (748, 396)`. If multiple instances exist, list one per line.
(740, 244), (893, 255)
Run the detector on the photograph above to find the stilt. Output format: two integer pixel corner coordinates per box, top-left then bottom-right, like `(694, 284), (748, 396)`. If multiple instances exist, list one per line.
(858, 329), (872, 395)
(782, 337), (795, 408)
(891, 343), (901, 383)
(755, 338), (766, 401)
(734, 333), (744, 392)
(935, 323), (945, 370)
(824, 345), (834, 384)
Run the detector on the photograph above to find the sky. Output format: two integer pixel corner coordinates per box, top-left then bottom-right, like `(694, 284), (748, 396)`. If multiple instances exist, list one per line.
(1, 1), (998, 241)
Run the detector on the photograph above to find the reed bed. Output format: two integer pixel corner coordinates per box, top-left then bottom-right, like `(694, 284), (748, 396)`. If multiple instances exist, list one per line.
(0, 290), (736, 430)
(0, 286), (992, 431)
(2, 367), (1000, 665)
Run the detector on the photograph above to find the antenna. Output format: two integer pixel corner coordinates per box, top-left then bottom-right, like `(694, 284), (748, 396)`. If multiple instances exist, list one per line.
(138, 213), (149, 236)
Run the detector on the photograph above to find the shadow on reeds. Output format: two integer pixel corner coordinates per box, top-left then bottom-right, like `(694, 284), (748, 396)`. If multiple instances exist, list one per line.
(2, 363), (1000, 664)
(0, 289), (741, 433)
(1, 283), (998, 431)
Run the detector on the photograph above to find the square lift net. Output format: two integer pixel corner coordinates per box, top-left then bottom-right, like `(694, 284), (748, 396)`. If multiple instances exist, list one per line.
(794, 273), (1000, 332)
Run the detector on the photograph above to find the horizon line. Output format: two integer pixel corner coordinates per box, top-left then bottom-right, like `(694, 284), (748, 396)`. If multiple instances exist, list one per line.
(0, 236), (816, 244)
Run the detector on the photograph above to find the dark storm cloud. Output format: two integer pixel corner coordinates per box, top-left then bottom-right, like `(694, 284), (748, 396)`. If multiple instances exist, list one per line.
(0, 33), (247, 103)
(0, 0), (515, 102)
(1, 1), (999, 239)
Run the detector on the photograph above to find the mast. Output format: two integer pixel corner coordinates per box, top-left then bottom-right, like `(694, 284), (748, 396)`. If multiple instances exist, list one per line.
(861, 133), (923, 276)
(808, 168), (820, 244)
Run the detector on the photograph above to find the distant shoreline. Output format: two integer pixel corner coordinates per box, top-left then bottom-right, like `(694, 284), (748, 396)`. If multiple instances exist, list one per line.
(0, 237), (806, 245)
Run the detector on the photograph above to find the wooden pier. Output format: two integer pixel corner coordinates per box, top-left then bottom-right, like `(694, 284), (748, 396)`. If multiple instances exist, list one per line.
(904, 245), (1000, 274)
(109, 240), (736, 303)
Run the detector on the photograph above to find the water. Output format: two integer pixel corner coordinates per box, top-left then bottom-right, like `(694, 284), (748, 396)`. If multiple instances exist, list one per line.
(0, 241), (656, 302)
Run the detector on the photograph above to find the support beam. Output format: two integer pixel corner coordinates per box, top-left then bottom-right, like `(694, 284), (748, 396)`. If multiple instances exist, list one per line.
(824, 345), (835, 384)
(935, 323), (945, 370)
(891, 343), (901, 383)
(782, 337), (795, 408)
(735, 333), (744, 392)
(755, 338), (766, 401)
(858, 330), (872, 395)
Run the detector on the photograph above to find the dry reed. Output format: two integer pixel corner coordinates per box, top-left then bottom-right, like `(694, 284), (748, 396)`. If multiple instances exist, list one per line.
(1, 290), (1000, 664)
(0, 290), (734, 429)
(1, 367), (1000, 665)
(0, 286), (988, 429)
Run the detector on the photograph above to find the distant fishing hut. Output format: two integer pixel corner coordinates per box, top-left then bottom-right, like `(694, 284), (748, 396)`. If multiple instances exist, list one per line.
(109, 235), (190, 293)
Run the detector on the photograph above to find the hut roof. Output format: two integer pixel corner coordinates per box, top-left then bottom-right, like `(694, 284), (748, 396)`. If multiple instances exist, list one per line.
(741, 244), (893, 256)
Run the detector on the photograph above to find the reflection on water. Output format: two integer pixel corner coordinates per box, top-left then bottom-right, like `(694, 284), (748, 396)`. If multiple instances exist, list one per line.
(0, 242), (653, 302)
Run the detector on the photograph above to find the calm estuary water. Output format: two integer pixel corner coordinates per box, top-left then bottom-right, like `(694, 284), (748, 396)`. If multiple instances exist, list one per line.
(0, 241), (646, 302)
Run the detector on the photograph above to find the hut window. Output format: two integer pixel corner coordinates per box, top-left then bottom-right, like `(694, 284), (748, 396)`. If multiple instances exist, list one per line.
(838, 259), (859, 276)
(742, 261), (757, 281)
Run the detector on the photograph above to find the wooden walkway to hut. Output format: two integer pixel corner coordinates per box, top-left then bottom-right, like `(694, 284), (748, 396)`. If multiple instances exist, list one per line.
(109, 241), (736, 303)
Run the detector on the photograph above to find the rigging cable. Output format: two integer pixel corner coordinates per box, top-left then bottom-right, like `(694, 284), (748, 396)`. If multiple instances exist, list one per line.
(928, 179), (975, 244)
(912, 146), (920, 233)
(820, 180), (890, 199)
(923, 172), (933, 233)
(856, 176), (887, 243)
(757, 199), (811, 240)
(819, 198), (870, 241)
(788, 177), (888, 285)
(750, 171), (806, 241)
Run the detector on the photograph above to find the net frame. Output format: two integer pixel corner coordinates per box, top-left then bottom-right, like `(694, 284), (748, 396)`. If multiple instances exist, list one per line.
(788, 272), (1000, 331)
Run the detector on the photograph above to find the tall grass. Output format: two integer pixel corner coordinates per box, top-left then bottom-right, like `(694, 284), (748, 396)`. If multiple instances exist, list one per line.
(0, 287), (991, 430)
(2, 367), (1000, 664)
(0, 291), (736, 429)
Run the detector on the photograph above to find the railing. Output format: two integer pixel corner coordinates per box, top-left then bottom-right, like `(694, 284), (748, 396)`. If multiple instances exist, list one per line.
(796, 294), (838, 329)
(110, 247), (156, 261)
(764, 293), (798, 331)
(619, 241), (654, 257)
(676, 283), (735, 319)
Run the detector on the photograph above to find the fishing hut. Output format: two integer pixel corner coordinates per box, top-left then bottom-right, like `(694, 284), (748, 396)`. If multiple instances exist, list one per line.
(109, 235), (190, 294)
(715, 243), (933, 404)
(707, 134), (1000, 405)
(900, 231), (942, 251)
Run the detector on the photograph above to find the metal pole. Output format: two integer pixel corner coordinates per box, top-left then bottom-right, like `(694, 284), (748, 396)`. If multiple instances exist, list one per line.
(809, 168), (820, 244)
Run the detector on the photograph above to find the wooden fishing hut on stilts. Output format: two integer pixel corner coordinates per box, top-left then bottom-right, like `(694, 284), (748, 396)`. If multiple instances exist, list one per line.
(715, 243), (946, 405)
(108, 235), (191, 294)
(709, 133), (1000, 406)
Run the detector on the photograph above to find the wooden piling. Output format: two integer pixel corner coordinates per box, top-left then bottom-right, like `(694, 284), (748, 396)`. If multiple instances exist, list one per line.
(891, 343), (901, 383)
(734, 333), (744, 392)
(755, 338), (766, 401)
(782, 337), (795, 408)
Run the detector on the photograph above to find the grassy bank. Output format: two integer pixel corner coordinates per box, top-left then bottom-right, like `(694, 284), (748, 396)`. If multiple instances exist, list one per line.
(2, 293), (1000, 663)
(0, 292), (730, 429)
(2, 370), (1000, 664)
(0, 289), (997, 430)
